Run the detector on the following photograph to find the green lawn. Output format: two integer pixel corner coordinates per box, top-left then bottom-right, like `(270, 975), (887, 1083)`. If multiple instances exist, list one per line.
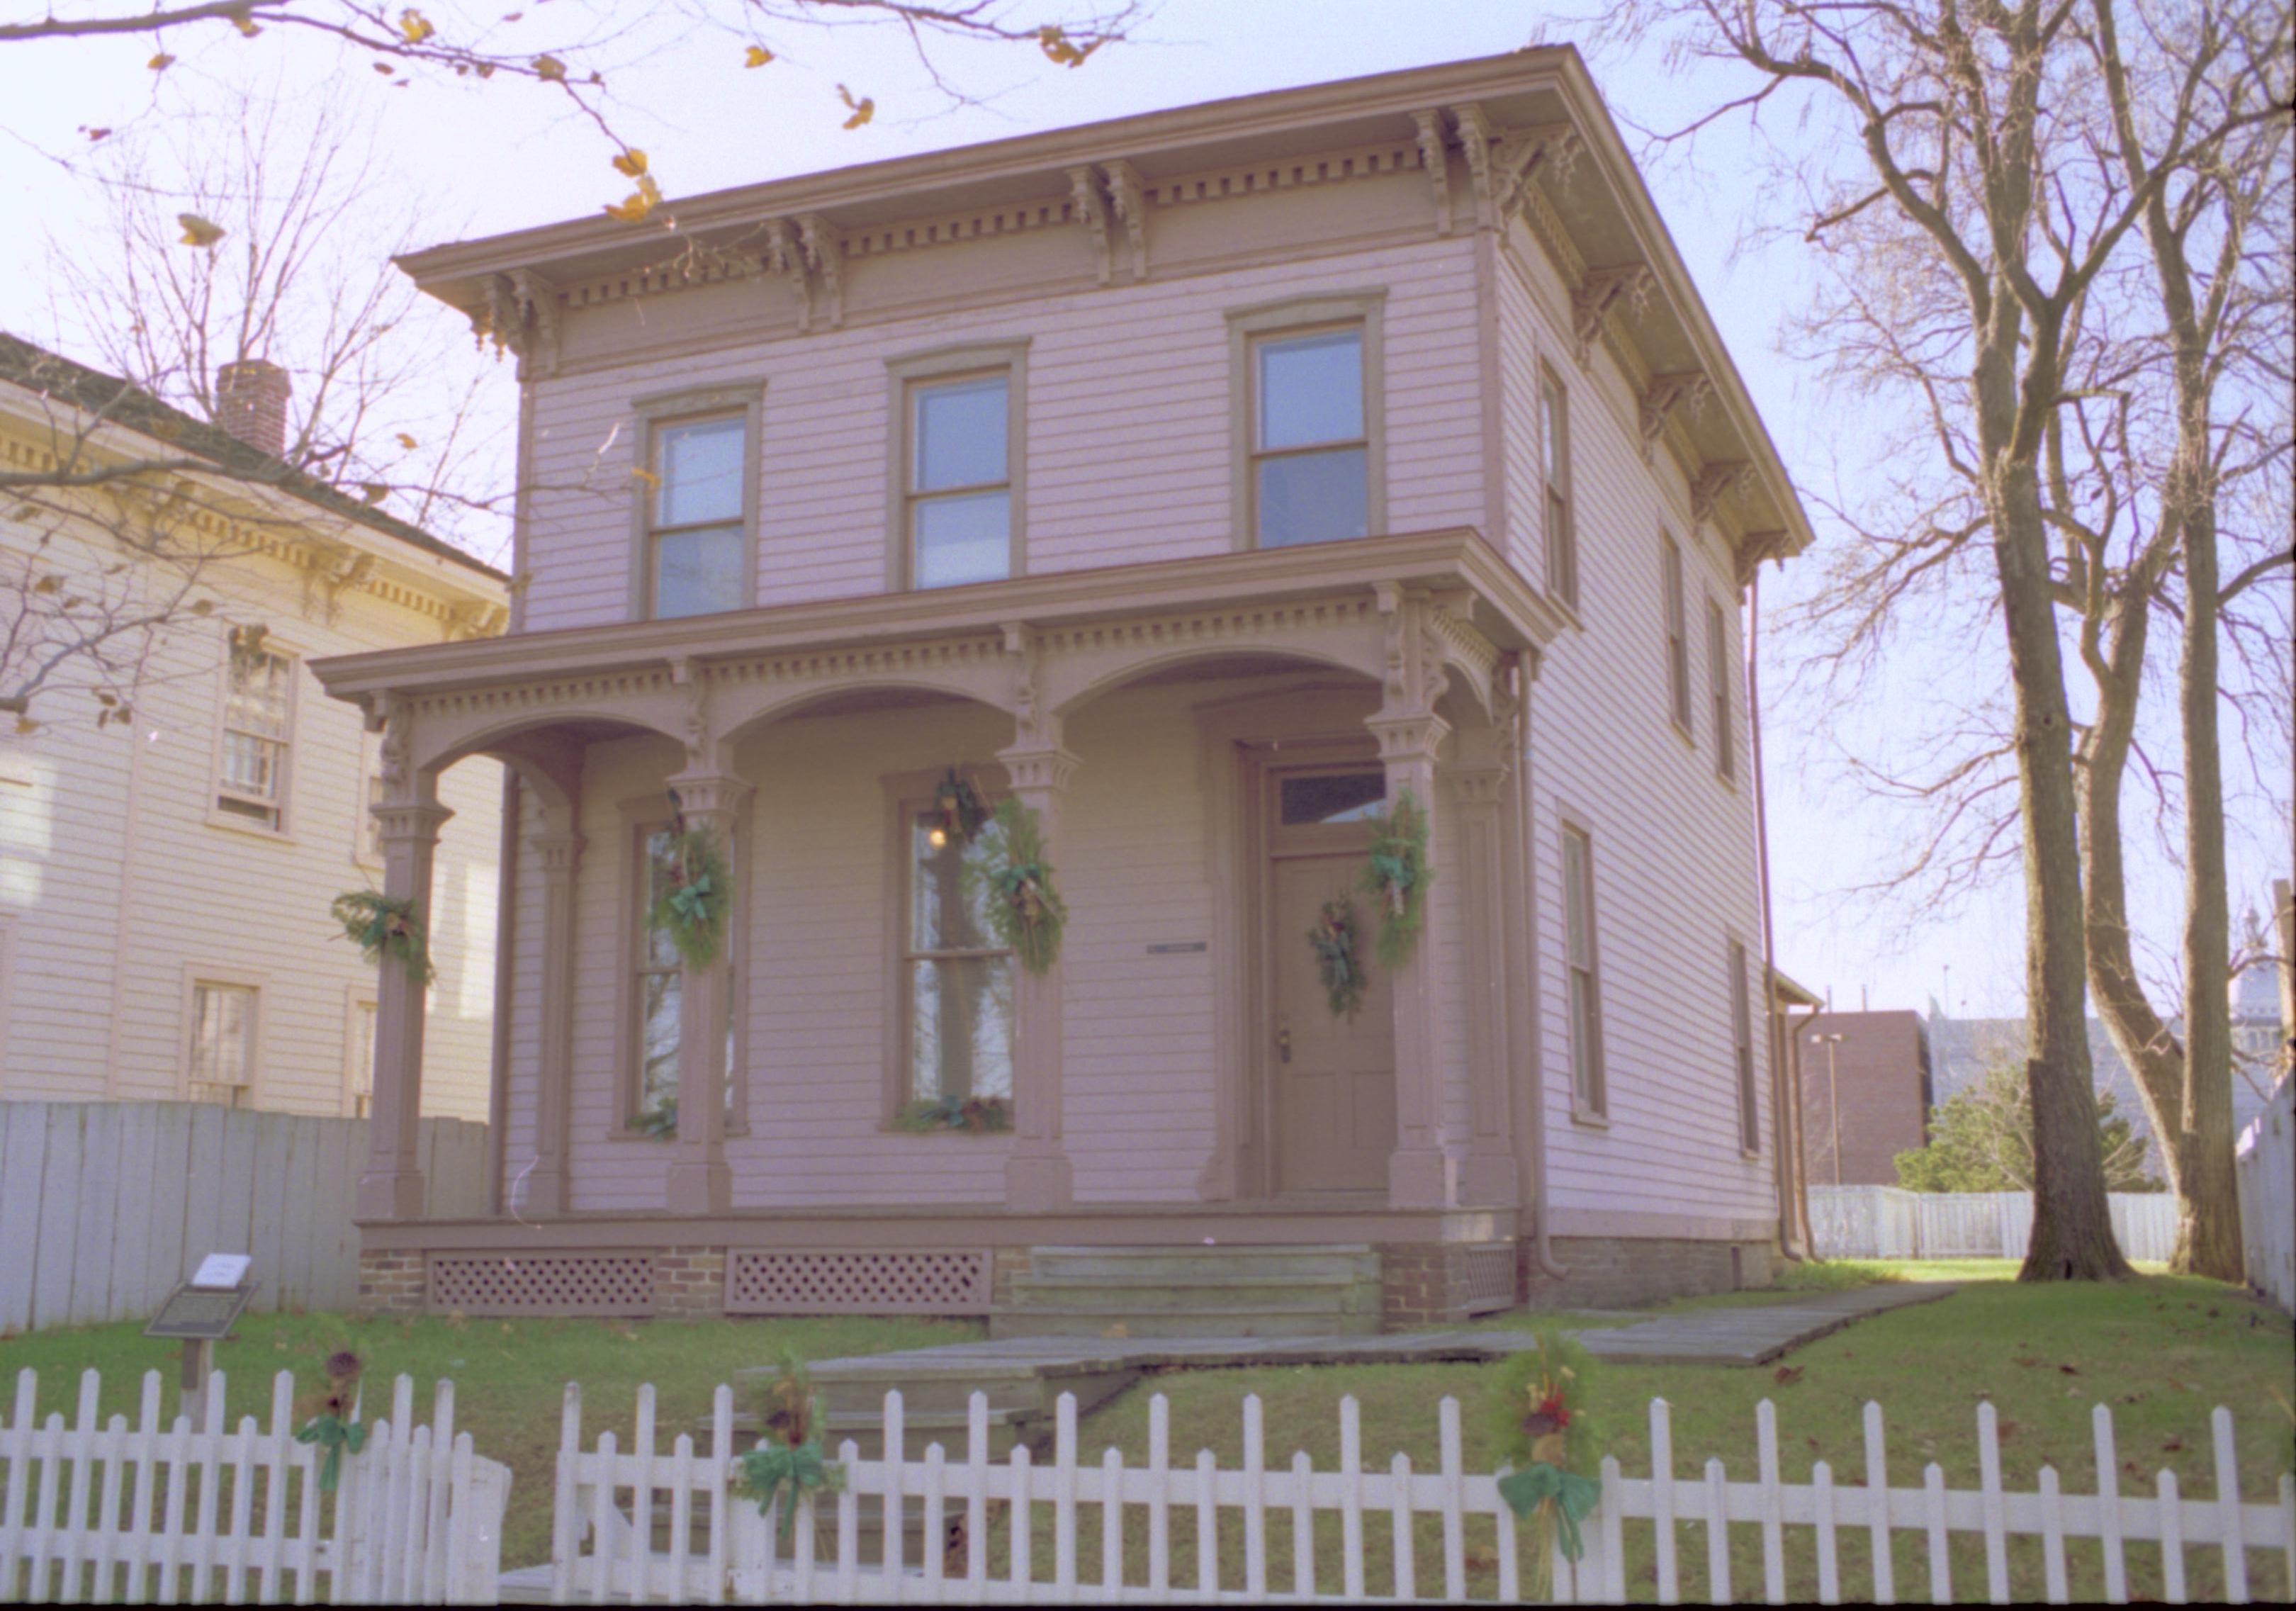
(0, 1308), (984, 1571)
(1057, 1267), (2294, 1602)
(4, 1264), (2286, 1600)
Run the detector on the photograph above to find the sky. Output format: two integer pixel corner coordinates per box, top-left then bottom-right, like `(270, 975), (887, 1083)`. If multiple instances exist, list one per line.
(1, 0), (2283, 1023)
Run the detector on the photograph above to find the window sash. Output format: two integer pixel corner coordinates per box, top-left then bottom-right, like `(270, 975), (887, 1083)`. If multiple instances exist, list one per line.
(1663, 540), (1692, 730)
(1543, 377), (1575, 608)
(1729, 941), (1759, 1152)
(191, 984), (254, 1088)
(906, 374), (1013, 588)
(1249, 327), (1368, 549)
(1560, 826), (1604, 1111)
(901, 803), (1014, 1106)
(1709, 600), (1736, 780)
(646, 413), (748, 618)
(220, 645), (292, 821)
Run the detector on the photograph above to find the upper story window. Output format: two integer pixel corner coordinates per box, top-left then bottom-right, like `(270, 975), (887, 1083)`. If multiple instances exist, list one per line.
(909, 373), (1013, 588)
(1708, 597), (1737, 782)
(648, 415), (748, 618)
(1661, 534), (1692, 734)
(1228, 292), (1385, 551)
(218, 629), (293, 831)
(1253, 327), (1368, 548)
(1542, 369), (1577, 612)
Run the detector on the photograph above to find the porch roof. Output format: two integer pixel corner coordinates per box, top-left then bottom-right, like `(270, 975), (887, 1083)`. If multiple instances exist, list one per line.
(310, 526), (1561, 705)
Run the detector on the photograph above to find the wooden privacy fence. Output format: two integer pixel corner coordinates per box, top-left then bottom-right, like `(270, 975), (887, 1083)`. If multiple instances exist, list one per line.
(2234, 1076), (2293, 1313)
(0, 1367), (507, 1604)
(548, 1381), (2295, 1605)
(0, 1101), (486, 1333)
(1808, 1186), (2178, 1262)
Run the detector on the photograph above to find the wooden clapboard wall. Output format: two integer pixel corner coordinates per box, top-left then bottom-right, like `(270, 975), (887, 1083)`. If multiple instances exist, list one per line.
(0, 1101), (485, 1334)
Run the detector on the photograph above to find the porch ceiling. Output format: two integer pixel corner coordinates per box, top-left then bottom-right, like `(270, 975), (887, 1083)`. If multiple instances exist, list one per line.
(309, 526), (1560, 707)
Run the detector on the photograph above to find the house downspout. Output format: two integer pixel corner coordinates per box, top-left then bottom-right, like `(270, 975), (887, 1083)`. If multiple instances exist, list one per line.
(1748, 568), (1808, 1261)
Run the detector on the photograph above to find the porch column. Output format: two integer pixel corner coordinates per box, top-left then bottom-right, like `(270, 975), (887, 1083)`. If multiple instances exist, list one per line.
(524, 826), (584, 1216)
(1366, 707), (1465, 1209)
(1448, 726), (1519, 1205)
(998, 740), (1079, 1211)
(664, 772), (750, 1215)
(359, 795), (454, 1220)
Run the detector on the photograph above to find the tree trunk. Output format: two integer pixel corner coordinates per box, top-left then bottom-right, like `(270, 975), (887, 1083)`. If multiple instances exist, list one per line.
(1990, 456), (2132, 1281)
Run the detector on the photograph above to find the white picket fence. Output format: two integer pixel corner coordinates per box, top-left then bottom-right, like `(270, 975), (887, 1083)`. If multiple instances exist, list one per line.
(0, 1367), (508, 1604)
(0, 1101), (487, 1333)
(548, 1380), (2295, 1605)
(2234, 1075), (2294, 1313)
(1808, 1186), (2178, 1262)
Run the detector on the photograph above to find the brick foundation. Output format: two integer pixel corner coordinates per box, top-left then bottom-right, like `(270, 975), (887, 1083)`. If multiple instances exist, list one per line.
(1378, 1242), (1474, 1328)
(1520, 1237), (1777, 1311)
(356, 1250), (426, 1316)
(653, 1247), (728, 1317)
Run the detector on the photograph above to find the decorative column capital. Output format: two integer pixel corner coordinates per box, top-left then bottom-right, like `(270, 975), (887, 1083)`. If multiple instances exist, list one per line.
(997, 744), (1081, 797)
(530, 830), (585, 877)
(665, 772), (753, 826)
(373, 799), (454, 848)
(1366, 712), (1451, 768)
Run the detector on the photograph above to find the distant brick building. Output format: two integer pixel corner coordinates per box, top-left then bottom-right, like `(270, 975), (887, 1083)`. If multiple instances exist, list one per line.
(1799, 1011), (1933, 1186)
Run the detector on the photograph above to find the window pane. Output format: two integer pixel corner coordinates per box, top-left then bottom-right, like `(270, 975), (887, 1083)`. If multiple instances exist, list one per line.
(221, 732), (279, 799)
(227, 649), (289, 736)
(1258, 330), (1363, 450)
(914, 376), (1008, 493)
(641, 829), (686, 967)
(914, 491), (1011, 588)
(193, 986), (252, 1085)
(911, 812), (998, 951)
(658, 417), (745, 527)
(1569, 975), (1598, 1104)
(1279, 773), (1385, 826)
(654, 524), (745, 618)
(638, 969), (681, 1118)
(1257, 448), (1367, 548)
(1542, 381), (1565, 483)
(1563, 831), (1591, 969)
(909, 956), (1013, 1102)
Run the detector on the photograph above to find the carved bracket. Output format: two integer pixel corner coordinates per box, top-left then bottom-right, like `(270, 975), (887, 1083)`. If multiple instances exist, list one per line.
(1691, 459), (1753, 527)
(797, 215), (843, 330)
(474, 269), (561, 377)
(1101, 160), (1149, 281)
(1412, 110), (1452, 235)
(1733, 528), (1792, 588)
(1449, 103), (1496, 229)
(1570, 264), (1651, 368)
(1490, 121), (1578, 225)
(1068, 166), (1113, 285)
(1637, 371), (1711, 461)
(752, 218), (813, 332)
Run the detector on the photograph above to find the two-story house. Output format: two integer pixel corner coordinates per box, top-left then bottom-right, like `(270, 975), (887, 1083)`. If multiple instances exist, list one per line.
(314, 49), (1815, 1328)
(0, 335), (505, 1126)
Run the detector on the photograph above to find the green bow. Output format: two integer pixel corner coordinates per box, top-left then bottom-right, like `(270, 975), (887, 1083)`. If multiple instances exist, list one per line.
(1497, 1461), (1602, 1560)
(736, 1439), (843, 1539)
(294, 1414), (368, 1493)
(666, 872), (716, 926)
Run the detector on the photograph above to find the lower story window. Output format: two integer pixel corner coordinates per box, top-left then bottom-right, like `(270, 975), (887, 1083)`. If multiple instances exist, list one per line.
(629, 821), (740, 1132)
(348, 998), (377, 1118)
(190, 981), (257, 1106)
(903, 802), (1013, 1107)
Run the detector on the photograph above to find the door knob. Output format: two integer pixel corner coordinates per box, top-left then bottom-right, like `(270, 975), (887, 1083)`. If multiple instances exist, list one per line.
(1276, 1027), (1293, 1063)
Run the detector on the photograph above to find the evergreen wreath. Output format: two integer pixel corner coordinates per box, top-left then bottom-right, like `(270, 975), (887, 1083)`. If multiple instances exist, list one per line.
(972, 797), (1067, 974)
(330, 891), (434, 984)
(928, 768), (991, 845)
(894, 1094), (1013, 1134)
(1359, 786), (1432, 968)
(649, 819), (731, 968)
(735, 1350), (846, 1542)
(1307, 898), (1368, 1018)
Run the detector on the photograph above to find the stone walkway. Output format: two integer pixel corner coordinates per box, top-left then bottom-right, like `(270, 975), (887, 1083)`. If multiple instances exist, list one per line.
(809, 1280), (1959, 1391)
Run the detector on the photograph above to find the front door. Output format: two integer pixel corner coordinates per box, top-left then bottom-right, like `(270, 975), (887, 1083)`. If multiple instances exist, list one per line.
(1266, 768), (1396, 1195)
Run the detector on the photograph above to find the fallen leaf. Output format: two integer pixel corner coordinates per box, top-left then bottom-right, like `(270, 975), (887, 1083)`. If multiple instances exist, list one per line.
(2057, 1364), (2079, 1375)
(2162, 1436), (2185, 1453)
(177, 213), (225, 248)
(360, 482), (389, 504)
(373, 62), (395, 74)
(743, 44), (773, 67)
(14, 717), (38, 736)
(83, 126), (111, 141)
(1773, 1365), (1805, 1386)
(232, 11), (261, 38)
(837, 84), (874, 129)
(612, 147), (648, 177)
(148, 51), (175, 70)
(629, 466), (661, 489)
(400, 7), (435, 43)
(534, 53), (566, 81)
(1037, 24), (1102, 67)
(395, 432), (418, 449)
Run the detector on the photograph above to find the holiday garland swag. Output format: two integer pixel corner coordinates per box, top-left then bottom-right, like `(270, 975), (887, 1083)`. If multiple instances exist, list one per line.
(650, 821), (731, 967)
(974, 797), (1067, 974)
(1359, 786), (1431, 968)
(331, 891), (434, 983)
(735, 1350), (845, 1540)
(1489, 1331), (1602, 1599)
(1307, 899), (1368, 1018)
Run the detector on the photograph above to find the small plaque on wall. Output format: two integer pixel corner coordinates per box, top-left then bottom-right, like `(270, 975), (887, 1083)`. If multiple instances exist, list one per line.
(1146, 942), (1208, 955)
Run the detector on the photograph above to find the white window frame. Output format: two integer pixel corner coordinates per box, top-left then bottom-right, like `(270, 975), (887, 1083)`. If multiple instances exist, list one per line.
(1226, 291), (1388, 551)
(1708, 596), (1738, 783)
(626, 383), (765, 622)
(1662, 533), (1692, 736)
(885, 341), (1030, 592)
(344, 986), (378, 1118)
(208, 628), (298, 838)
(182, 965), (265, 1106)
(1559, 818), (1607, 1122)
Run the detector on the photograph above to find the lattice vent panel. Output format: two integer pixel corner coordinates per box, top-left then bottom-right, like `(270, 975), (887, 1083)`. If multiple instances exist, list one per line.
(728, 1251), (991, 1315)
(428, 1253), (655, 1316)
(1461, 1242), (1518, 1316)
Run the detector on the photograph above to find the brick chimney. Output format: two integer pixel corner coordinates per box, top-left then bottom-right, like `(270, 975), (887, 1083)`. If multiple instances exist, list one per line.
(213, 359), (292, 458)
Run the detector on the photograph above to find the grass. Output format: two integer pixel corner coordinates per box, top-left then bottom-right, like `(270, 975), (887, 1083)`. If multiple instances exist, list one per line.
(1048, 1269), (2294, 1602)
(0, 1308), (984, 1571)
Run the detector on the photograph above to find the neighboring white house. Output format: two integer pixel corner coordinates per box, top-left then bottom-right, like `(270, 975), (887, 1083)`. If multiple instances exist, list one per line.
(0, 334), (506, 1122)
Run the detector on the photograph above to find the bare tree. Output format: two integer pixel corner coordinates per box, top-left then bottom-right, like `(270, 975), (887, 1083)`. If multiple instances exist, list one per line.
(1605, 0), (2287, 1279)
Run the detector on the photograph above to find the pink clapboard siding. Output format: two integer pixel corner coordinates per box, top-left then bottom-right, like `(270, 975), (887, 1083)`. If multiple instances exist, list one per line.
(518, 237), (1483, 632)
